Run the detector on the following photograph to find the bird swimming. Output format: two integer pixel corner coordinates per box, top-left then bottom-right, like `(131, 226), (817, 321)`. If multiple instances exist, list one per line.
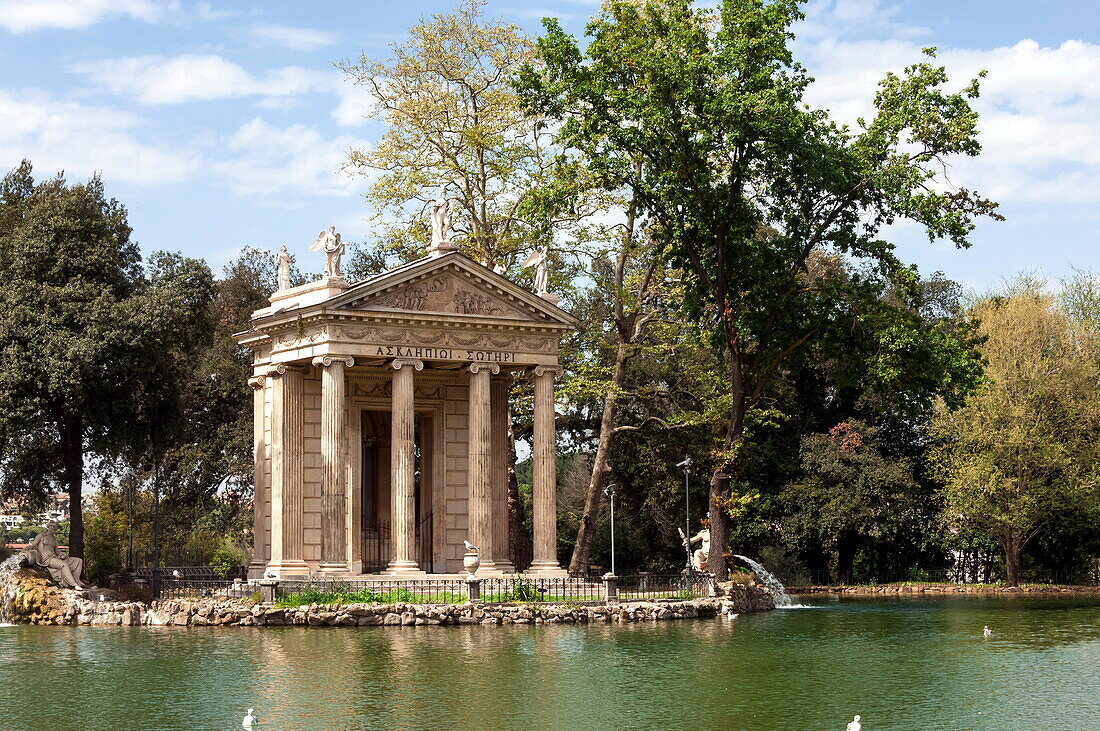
(983, 625), (993, 637)
(847, 714), (862, 731)
(242, 708), (257, 727)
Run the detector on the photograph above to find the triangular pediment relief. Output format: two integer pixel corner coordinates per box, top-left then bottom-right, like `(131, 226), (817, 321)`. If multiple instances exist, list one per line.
(353, 272), (534, 319)
(322, 253), (576, 326)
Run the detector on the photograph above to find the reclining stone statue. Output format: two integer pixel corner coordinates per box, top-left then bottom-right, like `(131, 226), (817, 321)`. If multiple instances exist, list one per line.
(19, 521), (86, 590)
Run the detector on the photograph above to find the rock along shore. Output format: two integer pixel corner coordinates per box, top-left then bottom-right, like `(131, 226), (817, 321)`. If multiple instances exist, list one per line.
(11, 575), (774, 627)
(789, 584), (1100, 596)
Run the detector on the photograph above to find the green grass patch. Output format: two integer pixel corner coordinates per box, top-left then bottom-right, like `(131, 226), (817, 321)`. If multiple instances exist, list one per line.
(274, 586), (465, 608)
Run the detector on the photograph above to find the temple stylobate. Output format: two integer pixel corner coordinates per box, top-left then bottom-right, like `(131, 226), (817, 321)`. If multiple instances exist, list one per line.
(236, 248), (576, 579)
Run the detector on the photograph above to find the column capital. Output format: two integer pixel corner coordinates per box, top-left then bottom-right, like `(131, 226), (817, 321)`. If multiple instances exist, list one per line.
(248, 375), (266, 390)
(531, 365), (563, 379)
(312, 354), (355, 369)
(391, 358), (424, 371)
(468, 362), (501, 375)
(266, 363), (307, 377)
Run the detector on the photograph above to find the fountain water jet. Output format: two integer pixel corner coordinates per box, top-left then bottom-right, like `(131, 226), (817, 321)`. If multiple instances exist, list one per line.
(0, 554), (25, 625)
(734, 554), (806, 608)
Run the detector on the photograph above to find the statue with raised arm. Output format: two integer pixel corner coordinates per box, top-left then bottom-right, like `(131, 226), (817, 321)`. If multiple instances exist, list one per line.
(520, 247), (549, 295)
(19, 521), (85, 590)
(688, 519), (711, 572)
(276, 245), (292, 291)
(309, 226), (345, 278)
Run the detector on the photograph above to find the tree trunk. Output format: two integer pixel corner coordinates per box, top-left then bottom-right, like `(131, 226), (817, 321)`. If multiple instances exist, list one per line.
(568, 342), (630, 575)
(60, 413), (84, 559)
(1002, 533), (1023, 587)
(506, 423), (531, 571)
(706, 474), (731, 580)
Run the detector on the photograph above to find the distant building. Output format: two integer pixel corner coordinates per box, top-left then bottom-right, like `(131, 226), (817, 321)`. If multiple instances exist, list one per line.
(0, 514), (25, 529)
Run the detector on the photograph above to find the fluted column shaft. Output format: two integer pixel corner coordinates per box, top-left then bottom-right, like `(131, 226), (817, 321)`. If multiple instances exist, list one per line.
(529, 366), (565, 575)
(247, 375), (267, 578)
(468, 362), (499, 572)
(268, 364), (308, 574)
(386, 358), (424, 574)
(316, 356), (353, 572)
(490, 374), (514, 572)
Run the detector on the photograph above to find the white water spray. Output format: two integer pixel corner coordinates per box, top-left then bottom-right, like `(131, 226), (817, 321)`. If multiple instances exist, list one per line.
(734, 554), (804, 608)
(0, 554), (25, 625)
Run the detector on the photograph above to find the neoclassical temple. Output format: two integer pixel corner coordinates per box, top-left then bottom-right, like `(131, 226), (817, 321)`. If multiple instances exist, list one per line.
(237, 237), (575, 578)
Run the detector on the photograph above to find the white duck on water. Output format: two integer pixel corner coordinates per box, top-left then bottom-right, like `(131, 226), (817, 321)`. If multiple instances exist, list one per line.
(242, 708), (257, 727)
(846, 715), (862, 731)
(983, 625), (993, 637)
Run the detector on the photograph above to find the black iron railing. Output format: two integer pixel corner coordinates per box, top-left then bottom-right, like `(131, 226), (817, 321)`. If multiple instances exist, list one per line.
(274, 578), (466, 606)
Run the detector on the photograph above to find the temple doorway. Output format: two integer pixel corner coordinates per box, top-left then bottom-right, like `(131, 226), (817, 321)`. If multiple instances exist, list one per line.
(360, 409), (434, 573)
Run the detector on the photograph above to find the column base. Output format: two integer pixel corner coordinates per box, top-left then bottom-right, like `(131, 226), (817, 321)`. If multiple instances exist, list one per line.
(489, 560), (516, 574)
(317, 562), (350, 574)
(525, 561), (568, 578)
(382, 560), (426, 576)
(247, 562), (267, 581)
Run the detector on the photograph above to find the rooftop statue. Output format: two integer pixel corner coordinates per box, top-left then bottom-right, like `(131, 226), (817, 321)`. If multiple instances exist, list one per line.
(276, 245), (292, 291)
(19, 521), (86, 590)
(521, 247), (550, 296)
(429, 195), (458, 256)
(310, 226), (345, 279)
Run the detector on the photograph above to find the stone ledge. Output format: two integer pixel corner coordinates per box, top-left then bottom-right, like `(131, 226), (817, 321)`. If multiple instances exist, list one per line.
(18, 584), (775, 627)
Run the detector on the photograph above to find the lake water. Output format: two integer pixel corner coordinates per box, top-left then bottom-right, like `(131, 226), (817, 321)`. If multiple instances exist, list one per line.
(2, 595), (1099, 730)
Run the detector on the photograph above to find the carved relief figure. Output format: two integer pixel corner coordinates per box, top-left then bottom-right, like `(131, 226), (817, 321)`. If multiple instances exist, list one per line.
(453, 289), (504, 316)
(276, 245), (292, 291)
(310, 226), (345, 278)
(378, 286), (428, 311)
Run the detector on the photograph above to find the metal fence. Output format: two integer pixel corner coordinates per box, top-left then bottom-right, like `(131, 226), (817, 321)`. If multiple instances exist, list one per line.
(617, 573), (712, 601)
(478, 577), (605, 603)
(274, 578), (467, 606)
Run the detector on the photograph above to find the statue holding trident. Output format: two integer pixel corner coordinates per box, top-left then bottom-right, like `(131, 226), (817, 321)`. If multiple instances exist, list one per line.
(680, 518), (710, 573)
(276, 245), (292, 291)
(309, 226), (345, 279)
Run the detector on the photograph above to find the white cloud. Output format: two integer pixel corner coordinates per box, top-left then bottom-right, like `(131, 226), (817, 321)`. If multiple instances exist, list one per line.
(193, 2), (235, 21)
(795, 31), (1100, 203)
(250, 23), (337, 52)
(0, 89), (197, 184)
(331, 83), (375, 127)
(212, 117), (369, 197)
(0, 0), (163, 33)
(71, 54), (331, 105)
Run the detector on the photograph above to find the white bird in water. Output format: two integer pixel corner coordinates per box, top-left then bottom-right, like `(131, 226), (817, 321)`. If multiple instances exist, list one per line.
(242, 708), (257, 727)
(463, 540), (478, 552)
(983, 625), (993, 637)
(846, 714), (862, 731)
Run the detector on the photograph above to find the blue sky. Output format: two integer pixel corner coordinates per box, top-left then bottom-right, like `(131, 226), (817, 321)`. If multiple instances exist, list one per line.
(0, 0), (1097, 292)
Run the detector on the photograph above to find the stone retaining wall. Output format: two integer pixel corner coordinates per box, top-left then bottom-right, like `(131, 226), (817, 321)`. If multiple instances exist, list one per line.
(789, 584), (1100, 596)
(13, 579), (774, 627)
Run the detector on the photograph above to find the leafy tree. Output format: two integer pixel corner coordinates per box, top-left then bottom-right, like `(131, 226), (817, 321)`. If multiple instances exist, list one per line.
(0, 162), (213, 559)
(340, 0), (554, 271)
(517, 0), (995, 577)
(931, 279), (1100, 586)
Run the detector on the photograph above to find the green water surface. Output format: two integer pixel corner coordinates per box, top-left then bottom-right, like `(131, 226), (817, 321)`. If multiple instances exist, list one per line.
(2, 595), (1099, 730)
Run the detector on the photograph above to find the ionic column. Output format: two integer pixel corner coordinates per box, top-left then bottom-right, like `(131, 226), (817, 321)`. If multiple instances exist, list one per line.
(490, 374), (514, 572)
(528, 365), (566, 576)
(468, 362), (499, 573)
(247, 375), (267, 579)
(266, 364), (309, 576)
(385, 358), (424, 575)
(314, 355), (354, 573)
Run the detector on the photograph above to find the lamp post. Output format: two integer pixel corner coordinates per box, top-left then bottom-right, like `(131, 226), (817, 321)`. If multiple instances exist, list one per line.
(676, 457), (693, 571)
(604, 483), (617, 576)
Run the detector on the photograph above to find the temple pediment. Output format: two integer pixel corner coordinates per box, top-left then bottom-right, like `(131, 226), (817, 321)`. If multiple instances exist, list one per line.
(326, 253), (575, 326)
